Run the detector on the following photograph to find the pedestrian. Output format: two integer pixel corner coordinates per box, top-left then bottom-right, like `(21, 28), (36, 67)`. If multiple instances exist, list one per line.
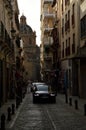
(27, 81), (32, 93)
(50, 71), (58, 96)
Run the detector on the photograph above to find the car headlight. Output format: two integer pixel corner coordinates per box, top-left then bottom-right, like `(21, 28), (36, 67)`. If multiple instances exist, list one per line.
(50, 93), (55, 96)
(34, 93), (39, 96)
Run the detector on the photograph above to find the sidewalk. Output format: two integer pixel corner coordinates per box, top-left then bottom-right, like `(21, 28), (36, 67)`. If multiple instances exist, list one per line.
(0, 99), (16, 129)
(0, 95), (27, 129)
(59, 93), (86, 116)
(69, 95), (86, 115)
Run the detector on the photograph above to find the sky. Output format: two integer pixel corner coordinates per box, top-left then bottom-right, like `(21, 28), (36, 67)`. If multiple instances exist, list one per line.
(17, 0), (41, 46)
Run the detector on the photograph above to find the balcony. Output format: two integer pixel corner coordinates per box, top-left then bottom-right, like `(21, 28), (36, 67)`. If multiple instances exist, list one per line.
(44, 40), (49, 45)
(43, 0), (53, 4)
(43, 27), (53, 33)
(44, 55), (52, 61)
(51, 27), (59, 46)
(43, 12), (55, 19)
(43, 37), (53, 45)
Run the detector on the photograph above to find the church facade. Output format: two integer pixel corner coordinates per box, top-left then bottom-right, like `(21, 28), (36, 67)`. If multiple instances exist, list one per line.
(19, 15), (40, 81)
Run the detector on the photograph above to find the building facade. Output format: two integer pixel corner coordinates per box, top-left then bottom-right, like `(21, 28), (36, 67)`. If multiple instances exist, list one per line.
(60, 0), (80, 96)
(19, 15), (40, 81)
(40, 0), (56, 82)
(0, 0), (20, 105)
(40, 0), (86, 98)
(79, 0), (86, 98)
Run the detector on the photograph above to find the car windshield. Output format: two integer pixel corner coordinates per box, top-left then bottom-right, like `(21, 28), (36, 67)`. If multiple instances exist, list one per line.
(36, 85), (48, 91)
(32, 82), (45, 86)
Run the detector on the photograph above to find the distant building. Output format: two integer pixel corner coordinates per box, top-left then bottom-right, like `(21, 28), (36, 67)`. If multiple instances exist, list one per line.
(40, 0), (55, 81)
(19, 15), (40, 81)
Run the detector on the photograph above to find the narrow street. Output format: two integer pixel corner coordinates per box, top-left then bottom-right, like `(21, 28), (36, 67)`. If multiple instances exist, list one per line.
(9, 93), (86, 130)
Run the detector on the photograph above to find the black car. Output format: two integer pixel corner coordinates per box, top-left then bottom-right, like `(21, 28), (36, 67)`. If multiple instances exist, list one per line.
(32, 84), (56, 103)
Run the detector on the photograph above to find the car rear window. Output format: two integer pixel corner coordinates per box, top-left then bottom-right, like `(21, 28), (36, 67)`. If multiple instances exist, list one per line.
(37, 85), (48, 91)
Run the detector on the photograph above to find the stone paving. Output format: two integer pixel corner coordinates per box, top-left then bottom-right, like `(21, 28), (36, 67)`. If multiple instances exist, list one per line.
(0, 93), (86, 130)
(0, 97), (26, 129)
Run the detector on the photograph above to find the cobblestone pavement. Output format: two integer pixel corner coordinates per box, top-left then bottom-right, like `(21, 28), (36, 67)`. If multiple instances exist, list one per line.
(1, 93), (86, 130)
(6, 93), (86, 130)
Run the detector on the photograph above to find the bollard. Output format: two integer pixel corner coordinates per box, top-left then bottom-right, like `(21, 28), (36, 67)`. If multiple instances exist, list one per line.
(69, 97), (72, 106)
(0, 102), (1, 108)
(16, 99), (18, 109)
(75, 99), (78, 109)
(7, 107), (11, 121)
(1, 113), (6, 130)
(12, 104), (15, 115)
(65, 93), (68, 104)
(16, 96), (19, 109)
(84, 104), (86, 116)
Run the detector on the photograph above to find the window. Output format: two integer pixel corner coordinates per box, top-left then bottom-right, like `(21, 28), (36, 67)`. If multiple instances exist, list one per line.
(65, 14), (67, 32)
(68, 37), (70, 47)
(65, 0), (67, 6)
(65, 39), (67, 56)
(0, 21), (4, 38)
(68, 0), (70, 5)
(72, 4), (75, 26)
(81, 15), (86, 38)
(65, 0), (70, 7)
(62, 42), (64, 57)
(62, 18), (64, 26)
(81, 0), (84, 3)
(62, 18), (64, 35)
(62, 0), (64, 13)
(72, 4), (75, 14)
(68, 37), (70, 55)
(68, 10), (70, 29)
(73, 33), (75, 44)
(72, 33), (75, 53)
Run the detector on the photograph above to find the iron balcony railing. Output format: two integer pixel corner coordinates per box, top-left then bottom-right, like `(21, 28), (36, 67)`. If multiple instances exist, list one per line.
(43, 0), (53, 4)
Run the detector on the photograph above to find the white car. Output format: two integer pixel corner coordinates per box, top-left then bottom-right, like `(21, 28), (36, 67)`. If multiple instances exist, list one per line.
(31, 82), (46, 92)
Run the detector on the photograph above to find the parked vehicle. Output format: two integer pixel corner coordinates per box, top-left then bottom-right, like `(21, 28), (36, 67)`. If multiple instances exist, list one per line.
(32, 84), (56, 103)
